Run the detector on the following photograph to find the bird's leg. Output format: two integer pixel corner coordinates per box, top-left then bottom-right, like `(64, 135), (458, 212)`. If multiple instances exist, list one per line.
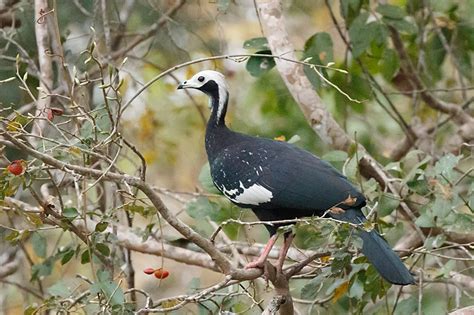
(245, 234), (278, 269)
(276, 232), (295, 274)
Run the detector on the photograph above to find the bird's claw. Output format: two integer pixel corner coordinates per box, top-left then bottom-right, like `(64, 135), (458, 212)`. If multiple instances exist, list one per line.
(244, 260), (265, 269)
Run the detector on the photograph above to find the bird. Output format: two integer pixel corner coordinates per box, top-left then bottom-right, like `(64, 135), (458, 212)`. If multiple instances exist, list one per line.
(177, 70), (415, 285)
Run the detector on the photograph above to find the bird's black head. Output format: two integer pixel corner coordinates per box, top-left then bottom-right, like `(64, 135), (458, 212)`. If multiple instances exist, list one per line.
(178, 70), (229, 124)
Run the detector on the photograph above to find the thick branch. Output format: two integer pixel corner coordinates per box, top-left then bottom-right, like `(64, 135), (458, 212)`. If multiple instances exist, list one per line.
(256, 0), (351, 150)
(33, 0), (53, 137)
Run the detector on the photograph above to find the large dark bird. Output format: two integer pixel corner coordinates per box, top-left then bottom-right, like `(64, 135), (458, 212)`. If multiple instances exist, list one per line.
(178, 70), (415, 285)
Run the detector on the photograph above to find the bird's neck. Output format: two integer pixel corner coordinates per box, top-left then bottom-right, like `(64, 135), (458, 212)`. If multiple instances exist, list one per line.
(205, 87), (232, 158)
(207, 86), (228, 127)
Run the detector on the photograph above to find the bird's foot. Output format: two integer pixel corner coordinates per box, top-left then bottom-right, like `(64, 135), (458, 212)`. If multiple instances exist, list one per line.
(329, 206), (345, 215)
(244, 259), (266, 269)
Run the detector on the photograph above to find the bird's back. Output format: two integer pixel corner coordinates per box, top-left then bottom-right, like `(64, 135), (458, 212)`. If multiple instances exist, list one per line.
(206, 128), (366, 218)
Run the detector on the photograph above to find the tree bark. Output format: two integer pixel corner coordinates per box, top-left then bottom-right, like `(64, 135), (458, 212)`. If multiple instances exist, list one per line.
(32, 0), (53, 138)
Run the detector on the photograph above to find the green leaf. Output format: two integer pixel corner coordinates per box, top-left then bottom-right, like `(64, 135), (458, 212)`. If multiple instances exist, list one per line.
(48, 281), (70, 298)
(383, 17), (417, 34)
(186, 197), (220, 221)
(243, 37), (269, 50)
(454, 49), (472, 80)
(376, 4), (406, 19)
(349, 13), (380, 57)
(198, 163), (221, 194)
(322, 150), (348, 162)
(31, 232), (47, 258)
(95, 243), (110, 256)
(245, 50), (275, 77)
(325, 277), (348, 295)
(457, 23), (474, 50)
(433, 153), (462, 182)
(95, 221), (108, 233)
(304, 32), (334, 64)
(60, 248), (75, 265)
(407, 179), (430, 195)
(348, 279), (364, 299)
(96, 270), (125, 306)
(378, 192), (400, 217)
(447, 213), (474, 232)
(415, 207), (435, 228)
(331, 251), (351, 274)
(322, 150), (348, 171)
(340, 0), (362, 27)
(81, 250), (90, 264)
(425, 33), (447, 82)
(380, 48), (400, 80)
(63, 207), (79, 220)
(394, 296), (418, 315)
(373, 22), (389, 46)
(432, 196), (451, 219)
(31, 258), (54, 280)
(303, 32), (334, 88)
(421, 292), (448, 315)
(301, 268), (331, 299)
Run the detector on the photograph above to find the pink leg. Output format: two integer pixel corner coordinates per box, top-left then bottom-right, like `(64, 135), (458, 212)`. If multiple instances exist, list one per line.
(245, 234), (278, 269)
(276, 233), (295, 273)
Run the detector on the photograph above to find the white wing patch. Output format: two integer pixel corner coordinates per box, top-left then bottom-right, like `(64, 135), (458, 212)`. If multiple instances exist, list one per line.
(220, 181), (273, 206)
(221, 185), (239, 196)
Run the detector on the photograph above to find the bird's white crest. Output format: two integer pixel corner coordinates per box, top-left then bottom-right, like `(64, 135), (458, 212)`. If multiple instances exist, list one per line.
(184, 70), (229, 121)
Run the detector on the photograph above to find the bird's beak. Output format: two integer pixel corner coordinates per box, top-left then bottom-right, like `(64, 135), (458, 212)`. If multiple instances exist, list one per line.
(177, 80), (188, 90)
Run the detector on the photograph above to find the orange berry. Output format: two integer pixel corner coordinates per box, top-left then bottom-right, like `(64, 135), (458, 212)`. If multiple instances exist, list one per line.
(153, 268), (169, 279)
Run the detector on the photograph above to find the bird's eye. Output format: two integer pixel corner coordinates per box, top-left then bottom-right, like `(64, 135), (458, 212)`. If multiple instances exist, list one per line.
(198, 76), (205, 82)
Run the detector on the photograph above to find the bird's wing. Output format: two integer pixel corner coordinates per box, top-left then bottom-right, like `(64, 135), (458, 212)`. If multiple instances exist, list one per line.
(210, 144), (279, 206)
(256, 142), (366, 213)
(210, 138), (365, 212)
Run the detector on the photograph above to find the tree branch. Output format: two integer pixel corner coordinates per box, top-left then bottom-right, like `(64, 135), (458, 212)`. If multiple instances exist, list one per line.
(388, 26), (474, 136)
(32, 0), (53, 137)
(0, 131), (234, 275)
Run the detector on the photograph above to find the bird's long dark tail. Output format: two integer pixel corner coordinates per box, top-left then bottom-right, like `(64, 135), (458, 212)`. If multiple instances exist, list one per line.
(331, 208), (415, 285)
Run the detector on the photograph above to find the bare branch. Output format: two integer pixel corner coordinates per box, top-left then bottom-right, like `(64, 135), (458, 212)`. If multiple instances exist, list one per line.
(1, 131), (235, 275)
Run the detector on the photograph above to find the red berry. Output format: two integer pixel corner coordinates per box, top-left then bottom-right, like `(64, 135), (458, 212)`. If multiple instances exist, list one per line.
(50, 107), (64, 116)
(46, 107), (64, 121)
(143, 267), (155, 275)
(7, 160), (24, 176)
(153, 268), (169, 279)
(46, 109), (54, 121)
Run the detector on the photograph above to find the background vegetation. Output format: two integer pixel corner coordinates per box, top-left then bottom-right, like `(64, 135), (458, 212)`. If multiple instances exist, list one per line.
(0, 0), (473, 314)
